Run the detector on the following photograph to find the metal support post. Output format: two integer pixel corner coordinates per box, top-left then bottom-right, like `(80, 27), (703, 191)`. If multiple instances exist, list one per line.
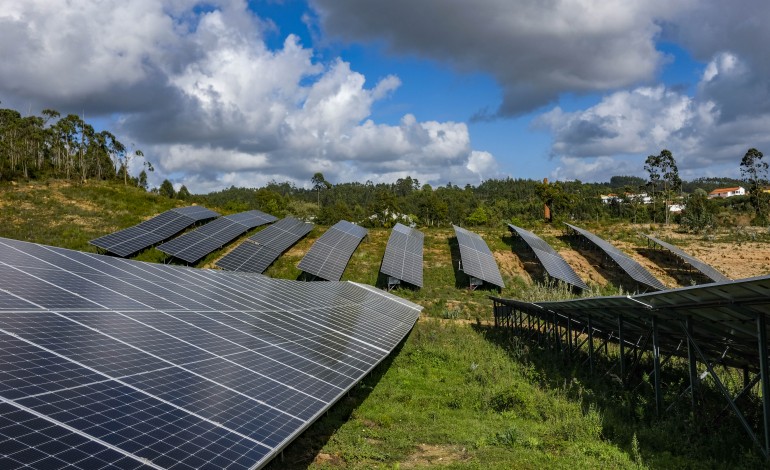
(588, 315), (594, 375)
(680, 320), (765, 458)
(686, 316), (698, 412)
(618, 315), (626, 384)
(757, 313), (770, 458)
(652, 315), (663, 416)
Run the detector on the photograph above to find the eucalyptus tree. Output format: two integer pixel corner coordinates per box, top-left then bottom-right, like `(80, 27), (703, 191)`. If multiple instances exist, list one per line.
(645, 149), (681, 224)
(311, 172), (331, 207)
(740, 147), (768, 222)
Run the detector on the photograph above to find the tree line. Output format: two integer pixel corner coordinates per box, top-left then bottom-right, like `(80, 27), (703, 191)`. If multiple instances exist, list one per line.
(0, 105), (150, 185)
(3, 105), (767, 230)
(199, 149), (769, 231)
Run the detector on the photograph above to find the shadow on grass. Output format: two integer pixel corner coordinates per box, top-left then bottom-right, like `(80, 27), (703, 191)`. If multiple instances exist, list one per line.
(447, 236), (468, 289)
(264, 330), (411, 469)
(500, 233), (548, 283)
(471, 321), (766, 467)
(558, 234), (650, 294)
(635, 247), (714, 286)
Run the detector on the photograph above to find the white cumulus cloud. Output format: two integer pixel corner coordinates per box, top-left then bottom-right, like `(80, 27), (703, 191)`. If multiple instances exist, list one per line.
(0, 0), (497, 192)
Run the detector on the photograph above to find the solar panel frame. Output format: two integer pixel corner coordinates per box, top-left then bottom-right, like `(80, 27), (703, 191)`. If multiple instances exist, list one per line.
(0, 236), (421, 469)
(297, 221), (368, 281)
(380, 223), (424, 288)
(216, 217), (314, 274)
(453, 225), (505, 288)
(565, 223), (665, 291)
(507, 224), (588, 290)
(643, 234), (730, 283)
(216, 242), (283, 274)
(89, 206), (219, 257)
(157, 210), (277, 264)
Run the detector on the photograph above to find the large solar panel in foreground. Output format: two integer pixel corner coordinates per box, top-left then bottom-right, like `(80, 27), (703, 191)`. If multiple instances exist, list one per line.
(380, 223), (424, 287)
(157, 210), (277, 264)
(0, 236), (420, 469)
(643, 234), (730, 283)
(508, 224), (587, 290)
(217, 217), (313, 273)
(90, 206), (219, 257)
(453, 225), (505, 288)
(566, 223), (665, 291)
(298, 220), (368, 281)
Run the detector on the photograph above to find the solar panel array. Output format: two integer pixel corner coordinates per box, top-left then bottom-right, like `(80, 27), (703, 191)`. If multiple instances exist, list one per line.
(0, 236), (421, 469)
(565, 223), (665, 291)
(494, 274), (770, 372)
(507, 224), (588, 290)
(453, 225), (505, 288)
(216, 217), (313, 274)
(298, 220), (368, 281)
(380, 223), (424, 288)
(643, 234), (730, 283)
(90, 206), (219, 257)
(157, 210), (277, 264)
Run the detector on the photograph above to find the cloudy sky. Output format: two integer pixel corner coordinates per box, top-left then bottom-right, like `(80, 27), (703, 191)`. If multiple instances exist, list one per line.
(1, 0), (768, 192)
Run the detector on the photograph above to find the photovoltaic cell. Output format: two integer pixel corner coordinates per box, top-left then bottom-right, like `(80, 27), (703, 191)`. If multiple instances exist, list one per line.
(507, 224), (588, 290)
(297, 220), (368, 281)
(90, 206), (219, 257)
(0, 236), (421, 469)
(216, 217), (313, 273)
(157, 210), (277, 264)
(643, 234), (730, 283)
(565, 223), (665, 291)
(380, 223), (424, 287)
(453, 225), (505, 288)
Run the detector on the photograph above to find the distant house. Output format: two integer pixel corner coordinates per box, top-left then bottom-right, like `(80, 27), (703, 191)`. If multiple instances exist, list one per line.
(708, 186), (746, 199)
(600, 192), (652, 205)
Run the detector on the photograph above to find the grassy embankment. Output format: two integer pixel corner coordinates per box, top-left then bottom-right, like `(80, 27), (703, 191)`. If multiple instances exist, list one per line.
(0, 180), (765, 469)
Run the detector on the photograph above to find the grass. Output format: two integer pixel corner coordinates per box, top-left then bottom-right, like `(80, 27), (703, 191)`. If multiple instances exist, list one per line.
(0, 180), (766, 468)
(267, 319), (641, 469)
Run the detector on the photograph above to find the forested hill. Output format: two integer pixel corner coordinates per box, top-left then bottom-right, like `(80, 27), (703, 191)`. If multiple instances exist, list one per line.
(0, 104), (753, 229)
(0, 107), (150, 185)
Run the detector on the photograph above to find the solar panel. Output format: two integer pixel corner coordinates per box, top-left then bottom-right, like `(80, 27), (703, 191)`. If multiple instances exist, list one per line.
(380, 223), (424, 288)
(508, 224), (588, 290)
(216, 217), (313, 273)
(90, 206), (219, 257)
(643, 234), (730, 283)
(565, 223), (665, 291)
(0, 236), (421, 469)
(157, 210), (277, 264)
(494, 273), (770, 372)
(453, 225), (505, 288)
(298, 221), (368, 281)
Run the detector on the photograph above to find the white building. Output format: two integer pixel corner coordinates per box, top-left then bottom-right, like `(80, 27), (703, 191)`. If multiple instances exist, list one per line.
(600, 193), (652, 205)
(708, 186), (745, 199)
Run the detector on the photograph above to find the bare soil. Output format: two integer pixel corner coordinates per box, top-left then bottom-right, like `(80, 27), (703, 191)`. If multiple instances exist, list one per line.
(501, 223), (770, 288)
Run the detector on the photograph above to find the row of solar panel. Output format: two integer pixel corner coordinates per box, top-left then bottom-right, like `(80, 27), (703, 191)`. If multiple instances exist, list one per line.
(507, 223), (728, 293)
(91, 211), (425, 286)
(0, 236), (422, 469)
(91, 208), (718, 293)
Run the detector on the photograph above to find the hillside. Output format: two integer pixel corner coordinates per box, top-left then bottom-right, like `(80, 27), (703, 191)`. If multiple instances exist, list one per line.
(0, 180), (767, 468)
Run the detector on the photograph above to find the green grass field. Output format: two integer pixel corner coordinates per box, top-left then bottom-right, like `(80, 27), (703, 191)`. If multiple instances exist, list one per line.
(0, 180), (765, 469)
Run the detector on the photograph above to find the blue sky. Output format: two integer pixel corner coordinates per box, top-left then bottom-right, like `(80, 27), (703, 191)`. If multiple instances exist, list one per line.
(1, 0), (769, 192)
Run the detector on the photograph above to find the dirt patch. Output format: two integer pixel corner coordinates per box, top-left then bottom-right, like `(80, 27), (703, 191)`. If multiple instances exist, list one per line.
(312, 452), (344, 467)
(559, 249), (607, 287)
(494, 250), (530, 283)
(401, 444), (471, 468)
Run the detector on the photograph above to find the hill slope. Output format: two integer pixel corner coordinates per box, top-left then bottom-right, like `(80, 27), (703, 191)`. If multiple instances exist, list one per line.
(0, 180), (765, 468)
